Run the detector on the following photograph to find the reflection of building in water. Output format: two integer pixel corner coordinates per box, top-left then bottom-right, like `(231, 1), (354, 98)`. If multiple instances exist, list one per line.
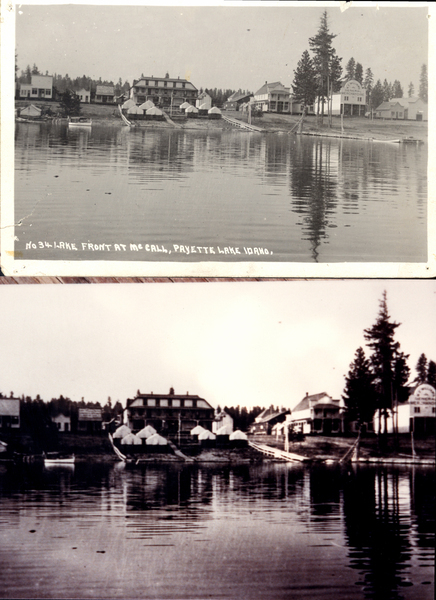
(373, 383), (436, 435)
(126, 388), (215, 435)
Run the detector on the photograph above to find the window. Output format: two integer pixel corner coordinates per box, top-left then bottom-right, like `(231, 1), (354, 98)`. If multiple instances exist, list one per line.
(160, 399), (168, 407)
(185, 399), (193, 407)
(155, 81), (158, 87)
(344, 96), (349, 101)
(182, 83), (186, 88)
(164, 82), (167, 87)
(414, 406), (421, 414)
(46, 89), (51, 95)
(173, 82), (176, 87)
(173, 399), (181, 407)
(145, 80), (149, 85)
(147, 398), (156, 407)
(32, 88), (37, 94)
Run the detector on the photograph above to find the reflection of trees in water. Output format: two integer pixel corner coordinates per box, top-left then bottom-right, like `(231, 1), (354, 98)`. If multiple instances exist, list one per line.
(342, 467), (434, 599)
(289, 137), (339, 262)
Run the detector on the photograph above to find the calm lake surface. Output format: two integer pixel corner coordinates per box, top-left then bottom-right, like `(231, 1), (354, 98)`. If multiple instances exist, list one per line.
(0, 462), (434, 599)
(14, 122), (427, 263)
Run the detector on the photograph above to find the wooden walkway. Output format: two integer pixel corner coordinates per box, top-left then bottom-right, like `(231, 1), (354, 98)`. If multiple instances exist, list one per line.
(221, 114), (264, 133)
(249, 440), (308, 462)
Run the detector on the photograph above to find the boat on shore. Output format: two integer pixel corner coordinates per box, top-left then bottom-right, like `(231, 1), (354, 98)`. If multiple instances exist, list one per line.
(43, 452), (75, 465)
(68, 117), (92, 128)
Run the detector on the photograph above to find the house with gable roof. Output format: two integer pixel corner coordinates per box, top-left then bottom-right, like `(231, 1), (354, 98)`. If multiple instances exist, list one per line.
(375, 96), (427, 121)
(250, 405), (289, 435)
(94, 85), (115, 104)
(289, 392), (344, 435)
(252, 81), (290, 113)
(223, 91), (253, 111)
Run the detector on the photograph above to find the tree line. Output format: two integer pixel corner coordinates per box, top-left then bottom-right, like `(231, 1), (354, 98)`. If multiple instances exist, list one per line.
(342, 291), (435, 437)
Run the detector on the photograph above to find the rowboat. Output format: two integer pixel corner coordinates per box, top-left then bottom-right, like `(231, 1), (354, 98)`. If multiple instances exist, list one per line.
(68, 117), (92, 128)
(44, 453), (75, 465)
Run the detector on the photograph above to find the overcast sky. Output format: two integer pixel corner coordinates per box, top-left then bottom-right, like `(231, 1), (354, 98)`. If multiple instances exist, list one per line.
(1, 280), (435, 411)
(14, 2), (429, 94)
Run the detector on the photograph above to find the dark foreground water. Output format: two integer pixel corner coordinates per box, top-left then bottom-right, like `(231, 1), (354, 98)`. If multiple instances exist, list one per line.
(0, 462), (433, 599)
(14, 122), (427, 263)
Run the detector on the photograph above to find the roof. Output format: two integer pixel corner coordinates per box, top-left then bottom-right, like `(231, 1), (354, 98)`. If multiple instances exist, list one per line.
(96, 85), (114, 95)
(134, 76), (197, 91)
(255, 406), (289, 423)
(292, 392), (330, 413)
(127, 392), (213, 409)
(254, 81), (289, 96)
(375, 101), (404, 111)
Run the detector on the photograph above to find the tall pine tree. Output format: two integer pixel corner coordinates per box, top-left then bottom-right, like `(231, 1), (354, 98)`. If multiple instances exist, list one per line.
(291, 50), (318, 114)
(342, 347), (377, 429)
(419, 63), (428, 103)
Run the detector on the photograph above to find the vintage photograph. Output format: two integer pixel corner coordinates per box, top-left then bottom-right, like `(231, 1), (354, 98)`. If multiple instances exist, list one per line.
(0, 279), (435, 598)
(1, 1), (434, 277)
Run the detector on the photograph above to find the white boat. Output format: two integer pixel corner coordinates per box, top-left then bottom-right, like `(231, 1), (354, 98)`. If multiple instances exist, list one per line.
(44, 453), (75, 465)
(68, 117), (92, 128)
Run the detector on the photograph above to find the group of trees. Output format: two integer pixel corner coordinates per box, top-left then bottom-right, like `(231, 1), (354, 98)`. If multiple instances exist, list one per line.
(343, 291), (435, 436)
(292, 11), (428, 120)
(292, 11), (343, 125)
(218, 405), (265, 431)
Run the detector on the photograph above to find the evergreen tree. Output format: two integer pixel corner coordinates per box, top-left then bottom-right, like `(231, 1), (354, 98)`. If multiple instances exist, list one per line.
(345, 57), (356, 80)
(392, 80), (403, 98)
(363, 68), (374, 106)
(31, 63), (40, 75)
(415, 353), (428, 384)
(309, 10), (341, 122)
(59, 89), (81, 117)
(427, 360), (436, 388)
(382, 79), (392, 102)
(291, 50), (318, 112)
(371, 79), (384, 110)
(364, 291), (408, 435)
(419, 63), (428, 103)
(342, 347), (377, 428)
(408, 81), (414, 97)
(354, 62), (363, 84)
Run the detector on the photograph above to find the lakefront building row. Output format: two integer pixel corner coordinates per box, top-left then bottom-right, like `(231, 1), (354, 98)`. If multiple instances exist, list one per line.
(17, 74), (428, 121)
(1, 384), (434, 438)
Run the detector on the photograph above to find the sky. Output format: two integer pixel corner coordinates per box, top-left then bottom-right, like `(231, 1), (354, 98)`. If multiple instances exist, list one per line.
(13, 1), (430, 94)
(1, 280), (435, 411)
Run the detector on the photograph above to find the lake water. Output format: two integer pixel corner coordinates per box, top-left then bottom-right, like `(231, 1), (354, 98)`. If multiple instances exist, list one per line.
(14, 122), (427, 264)
(0, 462), (433, 599)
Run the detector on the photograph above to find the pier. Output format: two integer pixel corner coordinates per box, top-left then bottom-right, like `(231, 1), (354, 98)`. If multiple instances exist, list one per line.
(221, 114), (264, 132)
(249, 440), (308, 462)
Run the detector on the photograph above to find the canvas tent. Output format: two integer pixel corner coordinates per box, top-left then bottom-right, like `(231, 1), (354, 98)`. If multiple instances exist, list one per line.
(113, 425), (131, 439)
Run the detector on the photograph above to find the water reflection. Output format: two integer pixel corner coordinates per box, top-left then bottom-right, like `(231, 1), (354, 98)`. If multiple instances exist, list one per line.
(14, 123), (427, 263)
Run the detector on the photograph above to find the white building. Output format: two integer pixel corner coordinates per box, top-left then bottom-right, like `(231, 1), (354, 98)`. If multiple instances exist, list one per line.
(290, 392), (345, 435)
(76, 88), (91, 103)
(373, 383), (436, 435)
(212, 410), (233, 434)
(19, 75), (53, 100)
(252, 81), (290, 113)
(315, 79), (366, 117)
(196, 91), (212, 110)
(51, 413), (71, 432)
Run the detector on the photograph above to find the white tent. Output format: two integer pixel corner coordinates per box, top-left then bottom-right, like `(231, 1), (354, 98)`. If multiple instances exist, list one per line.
(185, 105), (199, 114)
(20, 104), (42, 118)
(122, 99), (136, 110)
(229, 430), (248, 441)
(121, 433), (142, 445)
(113, 425), (131, 439)
(136, 425), (157, 439)
(216, 424), (233, 436)
(180, 102), (191, 109)
(146, 107), (163, 116)
(139, 100), (155, 110)
(208, 106), (222, 115)
(198, 429), (216, 441)
(127, 105), (143, 114)
(145, 433), (168, 445)
(190, 425), (206, 436)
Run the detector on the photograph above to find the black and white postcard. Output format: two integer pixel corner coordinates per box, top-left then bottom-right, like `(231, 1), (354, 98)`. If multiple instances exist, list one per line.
(1, 1), (434, 277)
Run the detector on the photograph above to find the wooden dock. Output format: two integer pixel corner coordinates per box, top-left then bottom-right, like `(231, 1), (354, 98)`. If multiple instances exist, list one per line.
(221, 114), (264, 132)
(249, 440), (308, 462)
